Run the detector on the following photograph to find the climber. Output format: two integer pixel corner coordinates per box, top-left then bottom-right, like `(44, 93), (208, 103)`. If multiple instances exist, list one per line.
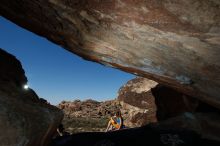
(106, 111), (124, 132)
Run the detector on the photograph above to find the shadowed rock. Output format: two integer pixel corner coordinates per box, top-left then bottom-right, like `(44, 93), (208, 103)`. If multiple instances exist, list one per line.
(0, 48), (63, 146)
(50, 124), (220, 146)
(160, 112), (220, 142)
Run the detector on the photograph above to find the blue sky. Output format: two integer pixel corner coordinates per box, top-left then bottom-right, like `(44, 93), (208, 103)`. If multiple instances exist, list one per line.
(0, 17), (134, 105)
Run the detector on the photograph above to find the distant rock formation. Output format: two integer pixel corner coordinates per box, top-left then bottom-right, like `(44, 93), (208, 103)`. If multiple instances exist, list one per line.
(58, 99), (121, 133)
(59, 99), (119, 118)
(0, 48), (63, 146)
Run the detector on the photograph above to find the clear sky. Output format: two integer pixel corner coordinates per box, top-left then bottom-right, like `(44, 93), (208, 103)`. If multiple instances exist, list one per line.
(0, 17), (134, 105)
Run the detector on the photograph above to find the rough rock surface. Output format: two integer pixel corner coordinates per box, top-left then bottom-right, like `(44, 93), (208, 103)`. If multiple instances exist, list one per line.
(117, 77), (199, 126)
(118, 77), (158, 127)
(0, 0), (220, 108)
(0, 49), (63, 146)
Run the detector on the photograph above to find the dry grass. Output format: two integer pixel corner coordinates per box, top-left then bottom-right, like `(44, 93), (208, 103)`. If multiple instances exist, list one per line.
(62, 117), (109, 134)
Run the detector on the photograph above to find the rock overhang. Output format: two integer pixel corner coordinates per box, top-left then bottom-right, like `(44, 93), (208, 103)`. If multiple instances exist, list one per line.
(0, 0), (219, 108)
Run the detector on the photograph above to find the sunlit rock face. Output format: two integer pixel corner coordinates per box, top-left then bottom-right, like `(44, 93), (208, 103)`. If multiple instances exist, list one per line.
(118, 77), (158, 127)
(117, 77), (198, 127)
(0, 49), (63, 146)
(0, 0), (220, 107)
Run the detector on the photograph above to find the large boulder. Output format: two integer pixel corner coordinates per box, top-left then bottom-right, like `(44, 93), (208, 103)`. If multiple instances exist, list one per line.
(0, 49), (63, 146)
(118, 77), (158, 127)
(0, 0), (220, 108)
(117, 77), (209, 126)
